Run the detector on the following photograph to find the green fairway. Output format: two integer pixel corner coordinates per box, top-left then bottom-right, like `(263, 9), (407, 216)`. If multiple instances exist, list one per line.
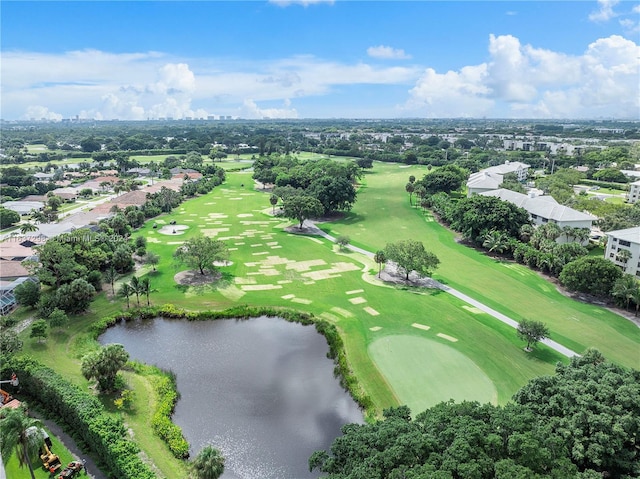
(369, 335), (497, 413)
(322, 162), (640, 369)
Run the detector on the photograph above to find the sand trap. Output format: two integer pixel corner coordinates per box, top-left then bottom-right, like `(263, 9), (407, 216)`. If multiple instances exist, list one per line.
(412, 323), (431, 331)
(349, 297), (367, 305)
(158, 224), (189, 235)
(363, 307), (379, 316)
(462, 305), (484, 314)
(240, 284), (282, 291)
(369, 326), (382, 332)
(331, 307), (353, 318)
(291, 298), (312, 304)
(346, 289), (364, 295)
(167, 241), (184, 245)
(277, 280), (292, 284)
(437, 333), (458, 342)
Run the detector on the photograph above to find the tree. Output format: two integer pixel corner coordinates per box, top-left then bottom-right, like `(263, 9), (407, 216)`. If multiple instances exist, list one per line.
(103, 266), (118, 296)
(174, 235), (229, 275)
(374, 250), (386, 278)
(405, 182), (415, 205)
(47, 195), (62, 211)
(54, 278), (95, 314)
(282, 195), (324, 229)
(0, 208), (21, 228)
(336, 235), (351, 250)
(0, 406), (45, 479)
(517, 319), (549, 351)
(384, 240), (440, 281)
(81, 343), (130, 392)
(611, 274), (639, 310)
(140, 277), (151, 306)
(19, 222), (37, 235)
(482, 229), (509, 254)
(48, 308), (69, 329)
(130, 276), (141, 307)
(0, 330), (23, 357)
(144, 252), (160, 272)
(269, 194), (278, 214)
(29, 319), (48, 342)
(419, 165), (467, 194)
(559, 256), (622, 297)
(119, 283), (132, 309)
(13, 281), (40, 308)
(190, 445), (225, 479)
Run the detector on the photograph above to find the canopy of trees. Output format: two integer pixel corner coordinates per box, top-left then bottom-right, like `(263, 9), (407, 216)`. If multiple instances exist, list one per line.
(384, 240), (440, 280)
(559, 256), (623, 297)
(174, 235), (229, 275)
(310, 349), (640, 479)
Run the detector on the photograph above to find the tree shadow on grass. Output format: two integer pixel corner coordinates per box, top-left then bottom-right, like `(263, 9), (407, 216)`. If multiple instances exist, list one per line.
(523, 346), (567, 364)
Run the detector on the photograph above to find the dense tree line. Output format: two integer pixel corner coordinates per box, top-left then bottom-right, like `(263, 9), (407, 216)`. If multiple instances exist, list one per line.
(310, 349), (640, 479)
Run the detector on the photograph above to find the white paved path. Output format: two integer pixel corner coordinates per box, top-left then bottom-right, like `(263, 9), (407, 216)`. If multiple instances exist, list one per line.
(303, 221), (580, 359)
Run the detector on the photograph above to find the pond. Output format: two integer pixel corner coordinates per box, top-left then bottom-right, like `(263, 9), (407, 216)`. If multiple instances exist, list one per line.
(99, 316), (363, 478)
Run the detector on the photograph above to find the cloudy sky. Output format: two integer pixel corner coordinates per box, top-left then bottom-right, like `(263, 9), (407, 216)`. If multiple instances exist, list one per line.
(1, 0), (639, 120)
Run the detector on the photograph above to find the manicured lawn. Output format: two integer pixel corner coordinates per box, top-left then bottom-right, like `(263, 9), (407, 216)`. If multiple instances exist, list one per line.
(369, 335), (497, 413)
(321, 162), (640, 369)
(3, 426), (76, 479)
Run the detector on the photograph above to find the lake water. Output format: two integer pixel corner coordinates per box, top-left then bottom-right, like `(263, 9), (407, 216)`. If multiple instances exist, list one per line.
(99, 316), (363, 478)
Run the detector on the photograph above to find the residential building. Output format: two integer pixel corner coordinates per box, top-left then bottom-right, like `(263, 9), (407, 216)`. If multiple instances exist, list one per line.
(466, 161), (530, 196)
(627, 180), (640, 204)
(0, 277), (38, 315)
(479, 189), (597, 244)
(604, 227), (640, 277)
(1, 200), (45, 215)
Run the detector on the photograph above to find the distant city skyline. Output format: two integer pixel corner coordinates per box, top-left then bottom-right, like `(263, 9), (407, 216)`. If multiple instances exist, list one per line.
(1, 1), (639, 121)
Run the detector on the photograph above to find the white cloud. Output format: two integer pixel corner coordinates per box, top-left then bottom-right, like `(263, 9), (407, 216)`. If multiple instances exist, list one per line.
(404, 34), (639, 119)
(240, 99), (298, 119)
(589, 0), (619, 22)
(367, 45), (412, 60)
(24, 105), (62, 121)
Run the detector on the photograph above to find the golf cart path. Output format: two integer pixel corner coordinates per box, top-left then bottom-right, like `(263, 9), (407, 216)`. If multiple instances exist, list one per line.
(303, 221), (579, 359)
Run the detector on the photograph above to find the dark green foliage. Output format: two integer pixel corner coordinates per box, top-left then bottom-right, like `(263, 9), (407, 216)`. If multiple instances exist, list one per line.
(1, 357), (155, 479)
(384, 240), (440, 280)
(29, 319), (48, 342)
(419, 164), (468, 194)
(13, 280), (40, 308)
(151, 371), (189, 458)
(449, 195), (531, 245)
(54, 278), (95, 314)
(0, 207), (21, 228)
(310, 350), (640, 479)
(559, 256), (623, 297)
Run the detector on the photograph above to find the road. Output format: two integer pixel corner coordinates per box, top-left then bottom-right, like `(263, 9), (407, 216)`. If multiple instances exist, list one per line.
(304, 221), (580, 359)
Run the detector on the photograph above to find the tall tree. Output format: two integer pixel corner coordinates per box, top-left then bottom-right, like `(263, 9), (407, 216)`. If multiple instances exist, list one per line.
(517, 318), (549, 351)
(130, 276), (141, 307)
(144, 252), (160, 272)
(559, 256), (622, 297)
(482, 229), (509, 254)
(281, 195), (324, 229)
(384, 240), (440, 281)
(140, 277), (151, 306)
(405, 182), (415, 205)
(81, 344), (130, 392)
(374, 250), (386, 278)
(190, 445), (225, 479)
(174, 235), (229, 275)
(103, 266), (118, 296)
(611, 274), (639, 310)
(118, 283), (132, 309)
(19, 222), (37, 235)
(0, 406), (44, 479)
(269, 194), (278, 214)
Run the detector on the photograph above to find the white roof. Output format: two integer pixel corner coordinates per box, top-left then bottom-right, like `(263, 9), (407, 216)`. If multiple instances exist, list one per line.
(486, 161), (529, 175)
(479, 189), (598, 223)
(604, 226), (640, 244)
(466, 171), (504, 190)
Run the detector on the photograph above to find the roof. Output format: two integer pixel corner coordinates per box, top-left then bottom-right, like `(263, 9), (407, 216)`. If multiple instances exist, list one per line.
(0, 242), (37, 260)
(486, 161), (530, 175)
(466, 171), (504, 190)
(0, 261), (30, 279)
(1, 201), (45, 214)
(479, 189), (598, 223)
(604, 226), (640, 244)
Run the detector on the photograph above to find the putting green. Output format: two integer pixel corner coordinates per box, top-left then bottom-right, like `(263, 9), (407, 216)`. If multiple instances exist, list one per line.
(369, 335), (497, 414)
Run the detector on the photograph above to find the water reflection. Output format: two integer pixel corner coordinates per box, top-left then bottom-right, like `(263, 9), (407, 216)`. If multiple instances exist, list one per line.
(100, 316), (363, 478)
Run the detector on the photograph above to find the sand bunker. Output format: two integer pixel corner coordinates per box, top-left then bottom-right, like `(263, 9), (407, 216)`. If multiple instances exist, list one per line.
(158, 225), (189, 235)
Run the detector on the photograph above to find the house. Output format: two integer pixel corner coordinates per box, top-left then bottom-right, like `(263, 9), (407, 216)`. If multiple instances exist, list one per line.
(0, 277), (39, 315)
(604, 227), (640, 277)
(466, 161), (529, 196)
(33, 172), (55, 181)
(170, 167), (202, 180)
(50, 187), (79, 202)
(127, 167), (151, 177)
(627, 180), (640, 204)
(1, 201), (45, 215)
(479, 189), (597, 244)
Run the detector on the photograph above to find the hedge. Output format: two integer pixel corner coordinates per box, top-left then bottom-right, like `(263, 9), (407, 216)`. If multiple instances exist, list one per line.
(1, 356), (156, 479)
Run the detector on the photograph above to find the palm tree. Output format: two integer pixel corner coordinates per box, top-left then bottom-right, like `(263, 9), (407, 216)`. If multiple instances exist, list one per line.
(118, 283), (132, 309)
(616, 249), (632, 269)
(269, 194), (278, 214)
(130, 276), (141, 307)
(482, 230), (508, 254)
(612, 274), (639, 311)
(0, 406), (44, 479)
(103, 266), (118, 296)
(140, 277), (151, 306)
(374, 250), (386, 278)
(405, 182), (415, 206)
(190, 445), (225, 479)
(19, 222), (38, 235)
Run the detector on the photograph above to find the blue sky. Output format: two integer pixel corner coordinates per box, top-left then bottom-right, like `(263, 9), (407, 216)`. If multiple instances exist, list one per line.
(1, 1), (639, 120)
